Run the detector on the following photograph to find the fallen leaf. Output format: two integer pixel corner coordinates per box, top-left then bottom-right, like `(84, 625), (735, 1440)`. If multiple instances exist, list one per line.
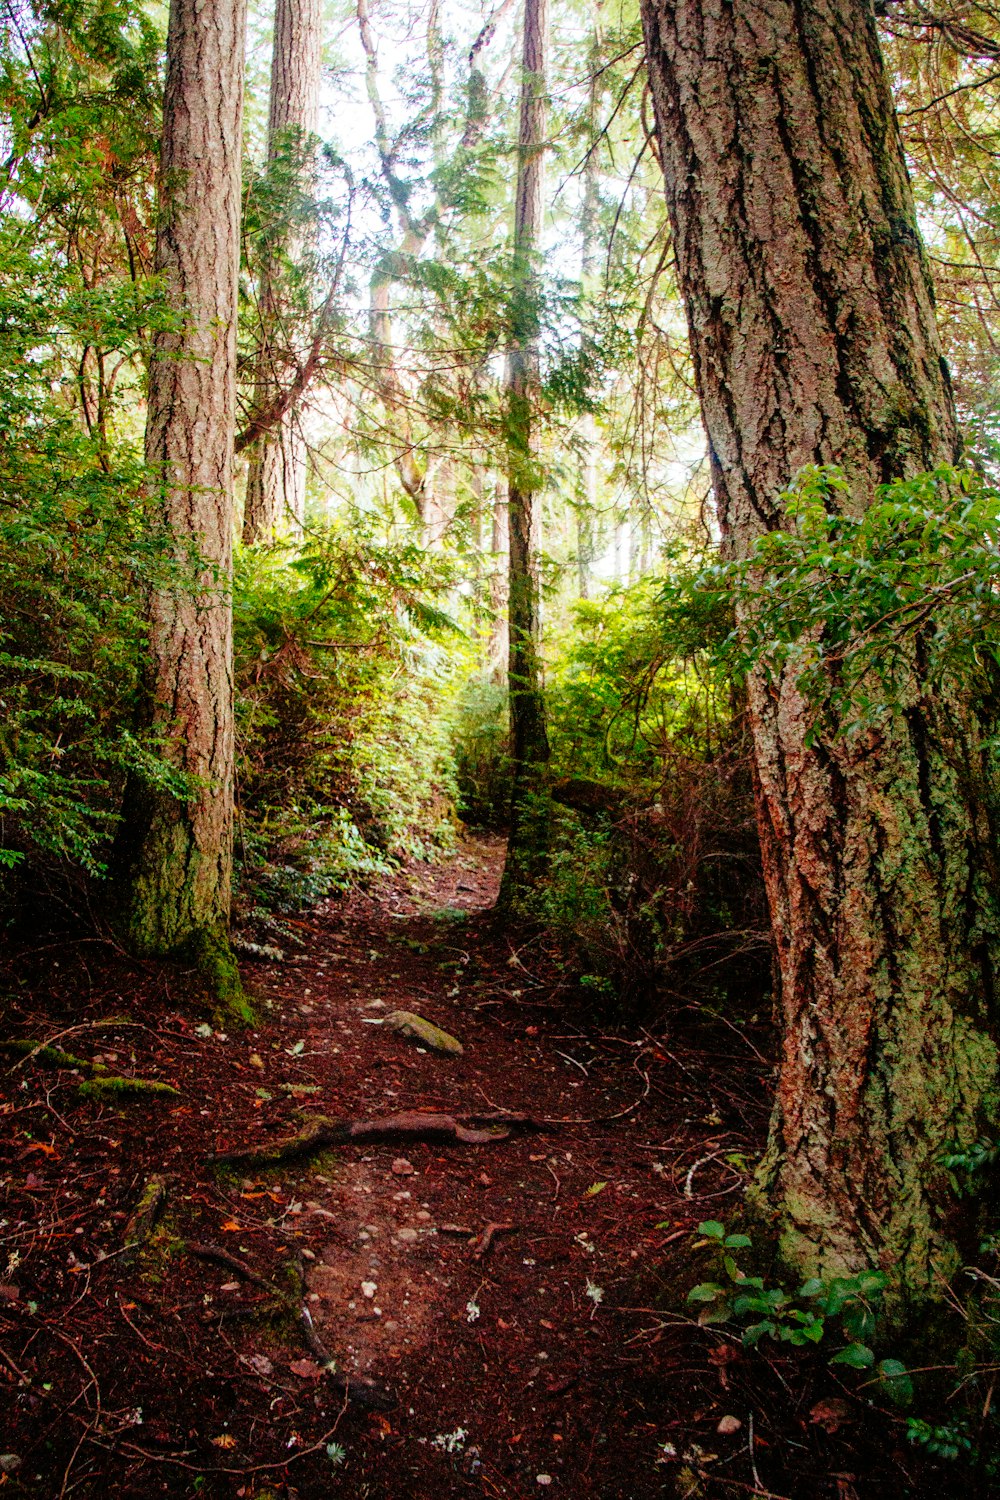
(707, 1343), (741, 1389)
(289, 1358), (323, 1380)
(220, 1220), (242, 1232)
(809, 1398), (853, 1435)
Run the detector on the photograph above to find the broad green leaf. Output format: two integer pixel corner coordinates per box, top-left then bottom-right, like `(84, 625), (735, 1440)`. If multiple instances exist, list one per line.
(876, 1359), (914, 1407)
(829, 1342), (875, 1369)
(687, 1282), (725, 1303)
(697, 1220), (726, 1240)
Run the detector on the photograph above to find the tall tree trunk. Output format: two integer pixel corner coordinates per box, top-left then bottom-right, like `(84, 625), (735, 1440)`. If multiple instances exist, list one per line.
(642, 0), (999, 1292)
(242, 0), (322, 543)
(489, 476), (510, 682)
(127, 0), (246, 1001)
(577, 24), (602, 601)
(498, 0), (551, 910)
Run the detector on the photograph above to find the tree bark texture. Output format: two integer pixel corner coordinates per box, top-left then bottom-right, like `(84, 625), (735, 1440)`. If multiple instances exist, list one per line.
(242, 0), (322, 543)
(499, 0), (551, 908)
(489, 477), (509, 681)
(576, 26), (602, 601)
(129, 0), (246, 958)
(642, 0), (999, 1291)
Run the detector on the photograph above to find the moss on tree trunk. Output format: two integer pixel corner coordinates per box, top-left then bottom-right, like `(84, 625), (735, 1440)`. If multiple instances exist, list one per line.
(126, 0), (248, 1018)
(641, 0), (1000, 1295)
(498, 0), (551, 914)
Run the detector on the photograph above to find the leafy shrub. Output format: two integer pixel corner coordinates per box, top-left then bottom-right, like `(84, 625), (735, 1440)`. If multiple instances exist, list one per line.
(518, 576), (769, 1014)
(0, 0), (173, 907)
(233, 524), (465, 912)
(686, 1221), (912, 1397)
(450, 675), (511, 828)
(695, 463), (1000, 737)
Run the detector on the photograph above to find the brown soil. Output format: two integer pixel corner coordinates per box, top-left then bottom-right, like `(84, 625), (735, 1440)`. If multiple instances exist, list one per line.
(0, 837), (965, 1498)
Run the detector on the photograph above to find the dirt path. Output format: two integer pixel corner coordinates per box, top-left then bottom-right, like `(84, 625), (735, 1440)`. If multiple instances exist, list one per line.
(219, 834), (731, 1497)
(1, 837), (922, 1498)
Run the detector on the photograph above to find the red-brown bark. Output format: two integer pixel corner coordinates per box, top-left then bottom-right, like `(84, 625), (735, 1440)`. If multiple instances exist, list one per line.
(128, 0), (246, 967)
(642, 0), (999, 1289)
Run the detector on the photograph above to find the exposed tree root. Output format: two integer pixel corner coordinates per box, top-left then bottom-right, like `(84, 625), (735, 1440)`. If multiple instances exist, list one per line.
(123, 1174), (171, 1258)
(209, 1109), (545, 1170)
(182, 1239), (397, 1409)
(472, 1221), (517, 1259)
(300, 1305), (396, 1411)
(185, 1240), (278, 1295)
(78, 1076), (180, 1100)
(1, 1039), (180, 1101)
(0, 1039), (99, 1072)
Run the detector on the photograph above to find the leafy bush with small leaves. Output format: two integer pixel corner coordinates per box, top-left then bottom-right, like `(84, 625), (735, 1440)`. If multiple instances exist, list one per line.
(686, 1221), (912, 1399)
(450, 676), (511, 828)
(678, 463), (1000, 743)
(505, 576), (768, 1013)
(905, 1418), (975, 1462)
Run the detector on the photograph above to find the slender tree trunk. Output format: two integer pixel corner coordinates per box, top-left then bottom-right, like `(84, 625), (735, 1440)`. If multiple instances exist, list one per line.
(242, 0), (322, 543)
(642, 0), (999, 1292)
(577, 25), (602, 601)
(498, 0), (551, 909)
(127, 0), (246, 1000)
(489, 476), (510, 682)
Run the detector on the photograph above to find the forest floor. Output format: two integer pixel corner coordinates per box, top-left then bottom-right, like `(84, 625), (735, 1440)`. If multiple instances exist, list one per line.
(0, 836), (961, 1499)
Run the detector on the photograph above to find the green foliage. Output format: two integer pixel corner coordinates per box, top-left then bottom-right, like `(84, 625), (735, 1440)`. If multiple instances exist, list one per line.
(692, 464), (1000, 742)
(233, 524), (465, 913)
(906, 1417), (976, 1462)
(488, 574), (768, 1014)
(686, 1222), (915, 1401)
(687, 1221), (890, 1356)
(0, 232), (181, 886)
(548, 573), (732, 785)
(450, 676), (511, 828)
(940, 1136), (1000, 1197)
(0, 0), (181, 898)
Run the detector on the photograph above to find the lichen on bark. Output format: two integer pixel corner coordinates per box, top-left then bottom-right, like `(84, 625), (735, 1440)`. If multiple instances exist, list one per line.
(640, 0), (1000, 1297)
(125, 0), (247, 1018)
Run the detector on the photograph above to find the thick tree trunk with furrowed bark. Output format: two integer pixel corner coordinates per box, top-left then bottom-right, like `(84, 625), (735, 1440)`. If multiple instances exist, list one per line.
(498, 0), (551, 911)
(242, 0), (322, 543)
(127, 0), (246, 996)
(642, 0), (1000, 1293)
